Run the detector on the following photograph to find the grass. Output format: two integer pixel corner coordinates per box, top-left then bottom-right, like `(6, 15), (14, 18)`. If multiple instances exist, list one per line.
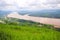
(0, 19), (60, 40)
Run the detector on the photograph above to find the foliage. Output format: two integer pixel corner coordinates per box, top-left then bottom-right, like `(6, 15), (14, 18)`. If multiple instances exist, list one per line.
(0, 18), (60, 40)
(0, 21), (60, 40)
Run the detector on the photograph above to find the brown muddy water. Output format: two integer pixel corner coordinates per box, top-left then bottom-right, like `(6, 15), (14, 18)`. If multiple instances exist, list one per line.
(7, 12), (60, 28)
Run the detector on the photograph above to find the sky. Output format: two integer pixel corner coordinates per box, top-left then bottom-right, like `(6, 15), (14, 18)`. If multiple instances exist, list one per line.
(0, 0), (60, 11)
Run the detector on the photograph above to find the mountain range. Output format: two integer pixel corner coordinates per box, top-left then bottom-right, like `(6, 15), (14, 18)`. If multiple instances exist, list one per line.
(0, 9), (60, 18)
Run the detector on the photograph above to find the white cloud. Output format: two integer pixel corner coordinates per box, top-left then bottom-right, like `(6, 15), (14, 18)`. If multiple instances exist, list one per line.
(0, 0), (60, 11)
(0, 5), (18, 11)
(56, 4), (60, 8)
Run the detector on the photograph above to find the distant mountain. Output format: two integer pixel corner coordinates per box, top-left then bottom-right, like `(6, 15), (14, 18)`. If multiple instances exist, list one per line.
(0, 9), (60, 18)
(0, 10), (12, 18)
(18, 9), (60, 18)
(29, 9), (60, 18)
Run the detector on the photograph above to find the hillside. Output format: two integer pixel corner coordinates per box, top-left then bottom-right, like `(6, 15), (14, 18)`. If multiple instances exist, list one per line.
(18, 9), (60, 18)
(0, 18), (60, 40)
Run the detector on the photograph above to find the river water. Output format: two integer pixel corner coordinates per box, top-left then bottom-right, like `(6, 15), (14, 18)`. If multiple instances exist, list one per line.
(7, 12), (60, 28)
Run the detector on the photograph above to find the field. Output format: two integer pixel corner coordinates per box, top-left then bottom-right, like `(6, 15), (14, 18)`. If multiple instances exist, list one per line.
(0, 19), (60, 40)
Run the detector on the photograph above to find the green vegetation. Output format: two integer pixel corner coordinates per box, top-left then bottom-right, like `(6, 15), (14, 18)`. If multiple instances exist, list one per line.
(0, 18), (60, 40)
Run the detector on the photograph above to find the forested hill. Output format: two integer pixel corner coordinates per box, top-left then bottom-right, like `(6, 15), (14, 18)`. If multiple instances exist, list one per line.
(0, 9), (60, 18)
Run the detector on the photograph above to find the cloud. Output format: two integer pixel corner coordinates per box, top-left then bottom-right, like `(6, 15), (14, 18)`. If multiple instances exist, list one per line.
(0, 0), (19, 11)
(46, 0), (60, 4)
(27, 0), (60, 9)
(0, 0), (60, 11)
